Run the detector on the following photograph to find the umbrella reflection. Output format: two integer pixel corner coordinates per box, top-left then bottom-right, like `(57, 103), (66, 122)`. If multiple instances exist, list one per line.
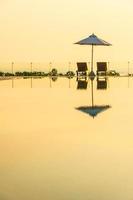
(76, 79), (111, 118)
(77, 105), (110, 118)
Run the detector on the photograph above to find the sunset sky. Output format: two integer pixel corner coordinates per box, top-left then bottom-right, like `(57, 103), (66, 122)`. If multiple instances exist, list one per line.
(1, 0), (133, 65)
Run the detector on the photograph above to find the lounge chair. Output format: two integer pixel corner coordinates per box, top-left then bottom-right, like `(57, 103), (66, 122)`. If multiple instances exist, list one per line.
(97, 62), (107, 76)
(76, 62), (88, 77)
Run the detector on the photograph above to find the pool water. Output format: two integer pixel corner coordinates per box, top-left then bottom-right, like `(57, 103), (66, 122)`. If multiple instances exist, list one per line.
(0, 77), (133, 200)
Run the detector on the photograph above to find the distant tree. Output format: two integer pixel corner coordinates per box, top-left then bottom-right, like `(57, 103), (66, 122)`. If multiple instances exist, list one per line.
(5, 72), (13, 76)
(32, 71), (45, 76)
(0, 71), (4, 76)
(66, 71), (75, 77)
(58, 73), (64, 76)
(23, 71), (31, 76)
(15, 71), (23, 76)
(15, 71), (46, 77)
(107, 70), (120, 76)
(50, 68), (58, 76)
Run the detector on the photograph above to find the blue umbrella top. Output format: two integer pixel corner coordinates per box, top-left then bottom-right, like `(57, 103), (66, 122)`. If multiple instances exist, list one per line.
(75, 33), (112, 46)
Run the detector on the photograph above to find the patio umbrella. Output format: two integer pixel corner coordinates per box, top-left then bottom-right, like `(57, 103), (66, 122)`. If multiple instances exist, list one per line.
(75, 33), (112, 76)
(76, 79), (111, 118)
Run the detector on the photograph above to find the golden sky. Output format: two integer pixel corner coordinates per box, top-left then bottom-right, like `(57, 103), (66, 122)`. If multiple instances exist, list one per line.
(0, 0), (133, 63)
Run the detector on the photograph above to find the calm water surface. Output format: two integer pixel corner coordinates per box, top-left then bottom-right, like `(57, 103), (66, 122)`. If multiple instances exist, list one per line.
(0, 77), (133, 200)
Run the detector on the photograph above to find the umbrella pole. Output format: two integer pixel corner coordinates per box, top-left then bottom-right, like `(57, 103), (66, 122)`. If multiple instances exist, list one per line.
(91, 45), (94, 72)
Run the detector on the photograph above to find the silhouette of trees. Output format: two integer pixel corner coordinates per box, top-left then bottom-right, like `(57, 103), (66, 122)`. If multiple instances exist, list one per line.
(15, 71), (46, 76)
(0, 71), (4, 76)
(66, 71), (75, 78)
(107, 70), (120, 76)
(49, 68), (58, 76)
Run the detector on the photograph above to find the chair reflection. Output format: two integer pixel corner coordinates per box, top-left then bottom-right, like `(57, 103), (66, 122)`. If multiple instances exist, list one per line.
(77, 79), (88, 90)
(76, 79), (111, 118)
(97, 77), (107, 90)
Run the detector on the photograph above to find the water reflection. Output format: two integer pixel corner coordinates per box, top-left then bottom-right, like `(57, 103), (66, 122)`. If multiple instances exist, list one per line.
(68, 78), (71, 88)
(77, 79), (88, 90)
(51, 76), (58, 82)
(76, 78), (111, 118)
(10, 76), (109, 90)
(12, 77), (14, 88)
(97, 77), (107, 90)
(31, 77), (33, 88)
(1, 76), (133, 200)
(49, 76), (58, 88)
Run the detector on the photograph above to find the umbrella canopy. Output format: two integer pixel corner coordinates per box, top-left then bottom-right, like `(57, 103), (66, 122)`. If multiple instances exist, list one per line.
(75, 33), (112, 74)
(75, 33), (111, 46)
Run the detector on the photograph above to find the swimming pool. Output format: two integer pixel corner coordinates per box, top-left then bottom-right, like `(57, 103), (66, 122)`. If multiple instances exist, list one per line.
(0, 77), (133, 200)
